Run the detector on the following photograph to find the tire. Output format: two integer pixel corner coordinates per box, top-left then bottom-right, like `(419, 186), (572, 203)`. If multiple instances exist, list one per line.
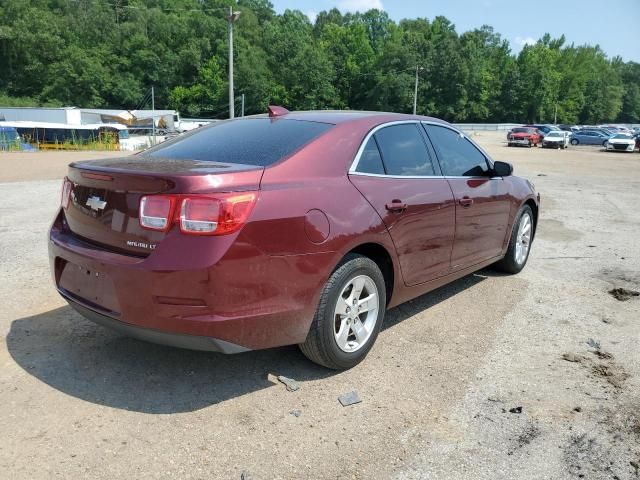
(570, 138), (579, 145)
(299, 254), (386, 370)
(528, 140), (532, 148)
(493, 205), (534, 274)
(602, 140), (608, 147)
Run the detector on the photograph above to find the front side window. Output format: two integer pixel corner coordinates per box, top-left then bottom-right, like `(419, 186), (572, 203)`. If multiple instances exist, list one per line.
(424, 124), (490, 177)
(373, 124), (435, 176)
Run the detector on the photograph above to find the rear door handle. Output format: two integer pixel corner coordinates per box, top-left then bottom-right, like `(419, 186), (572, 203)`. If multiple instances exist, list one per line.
(385, 200), (407, 212)
(459, 197), (474, 208)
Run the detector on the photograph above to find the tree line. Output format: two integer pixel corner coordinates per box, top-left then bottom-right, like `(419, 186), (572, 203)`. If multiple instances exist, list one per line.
(1, 0), (638, 124)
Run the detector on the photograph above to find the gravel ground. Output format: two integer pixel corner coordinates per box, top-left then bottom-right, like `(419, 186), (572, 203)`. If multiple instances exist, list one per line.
(0, 134), (638, 479)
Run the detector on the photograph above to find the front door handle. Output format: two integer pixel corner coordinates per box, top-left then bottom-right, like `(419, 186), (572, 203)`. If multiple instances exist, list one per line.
(459, 197), (474, 208)
(385, 200), (407, 212)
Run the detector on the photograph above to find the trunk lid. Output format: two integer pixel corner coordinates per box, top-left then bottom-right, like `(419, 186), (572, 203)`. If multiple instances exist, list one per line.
(64, 156), (263, 256)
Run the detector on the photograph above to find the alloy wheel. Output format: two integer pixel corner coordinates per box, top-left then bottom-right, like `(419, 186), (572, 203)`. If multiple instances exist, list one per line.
(333, 275), (380, 353)
(515, 212), (532, 265)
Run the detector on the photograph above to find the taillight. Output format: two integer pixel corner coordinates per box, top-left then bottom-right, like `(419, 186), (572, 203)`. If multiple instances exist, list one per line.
(180, 193), (257, 235)
(61, 178), (73, 209)
(138, 193), (257, 236)
(180, 197), (219, 234)
(140, 195), (175, 232)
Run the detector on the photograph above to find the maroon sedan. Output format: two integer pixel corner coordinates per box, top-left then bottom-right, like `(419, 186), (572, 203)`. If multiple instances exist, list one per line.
(49, 108), (539, 369)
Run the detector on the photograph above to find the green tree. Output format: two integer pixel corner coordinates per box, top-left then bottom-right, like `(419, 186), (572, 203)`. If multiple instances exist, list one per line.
(0, 0), (636, 123)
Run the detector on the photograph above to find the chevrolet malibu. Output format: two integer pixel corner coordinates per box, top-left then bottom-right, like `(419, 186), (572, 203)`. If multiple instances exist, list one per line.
(49, 108), (539, 369)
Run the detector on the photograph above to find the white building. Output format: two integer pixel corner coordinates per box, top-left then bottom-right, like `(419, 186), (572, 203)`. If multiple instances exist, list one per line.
(0, 107), (179, 131)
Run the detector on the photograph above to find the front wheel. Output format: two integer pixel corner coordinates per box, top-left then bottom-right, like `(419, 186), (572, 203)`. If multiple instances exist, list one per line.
(493, 206), (534, 274)
(570, 138), (579, 145)
(300, 254), (386, 370)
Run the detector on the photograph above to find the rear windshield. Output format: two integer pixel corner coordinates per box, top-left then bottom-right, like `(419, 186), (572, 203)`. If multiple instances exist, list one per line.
(145, 118), (333, 166)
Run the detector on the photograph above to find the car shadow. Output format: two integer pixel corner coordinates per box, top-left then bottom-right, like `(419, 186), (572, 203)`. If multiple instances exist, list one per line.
(7, 269), (496, 414)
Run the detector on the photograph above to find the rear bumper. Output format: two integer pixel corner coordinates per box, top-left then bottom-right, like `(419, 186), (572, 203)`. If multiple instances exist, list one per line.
(49, 210), (335, 351)
(64, 293), (249, 353)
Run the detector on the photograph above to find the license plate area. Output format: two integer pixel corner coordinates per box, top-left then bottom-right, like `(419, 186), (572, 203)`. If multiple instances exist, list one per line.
(57, 260), (120, 314)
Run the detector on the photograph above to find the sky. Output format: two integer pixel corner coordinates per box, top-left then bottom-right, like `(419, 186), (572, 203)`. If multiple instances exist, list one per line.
(270, 0), (640, 62)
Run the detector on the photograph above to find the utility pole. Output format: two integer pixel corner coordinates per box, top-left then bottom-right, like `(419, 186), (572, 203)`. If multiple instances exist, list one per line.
(151, 85), (156, 146)
(554, 103), (558, 124)
(413, 66), (424, 115)
(241, 93), (245, 117)
(227, 6), (241, 119)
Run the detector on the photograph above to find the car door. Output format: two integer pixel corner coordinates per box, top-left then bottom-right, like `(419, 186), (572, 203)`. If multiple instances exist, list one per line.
(423, 123), (511, 271)
(584, 131), (600, 145)
(348, 122), (456, 286)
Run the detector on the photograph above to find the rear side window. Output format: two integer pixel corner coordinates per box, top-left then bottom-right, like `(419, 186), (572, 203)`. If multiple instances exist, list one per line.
(374, 124), (435, 176)
(424, 124), (489, 177)
(356, 137), (386, 174)
(145, 118), (333, 166)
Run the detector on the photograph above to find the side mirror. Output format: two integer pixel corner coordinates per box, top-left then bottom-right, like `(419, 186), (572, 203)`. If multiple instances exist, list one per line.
(493, 161), (513, 177)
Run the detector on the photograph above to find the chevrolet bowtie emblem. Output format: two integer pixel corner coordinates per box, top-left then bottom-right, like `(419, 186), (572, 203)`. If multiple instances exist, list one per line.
(86, 195), (107, 211)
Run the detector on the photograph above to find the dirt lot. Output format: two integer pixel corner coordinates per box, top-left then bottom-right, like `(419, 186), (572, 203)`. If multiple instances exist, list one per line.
(1, 133), (639, 479)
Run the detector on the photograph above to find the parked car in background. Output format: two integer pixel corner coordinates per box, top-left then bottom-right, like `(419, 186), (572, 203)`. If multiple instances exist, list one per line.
(569, 130), (611, 146)
(558, 124), (580, 132)
(605, 133), (637, 153)
(580, 126), (614, 136)
(542, 131), (570, 149)
(48, 108), (539, 370)
(525, 124), (561, 137)
(600, 125), (632, 134)
(507, 127), (542, 147)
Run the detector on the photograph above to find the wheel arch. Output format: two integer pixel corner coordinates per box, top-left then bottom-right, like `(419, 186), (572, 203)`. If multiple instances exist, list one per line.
(340, 242), (396, 306)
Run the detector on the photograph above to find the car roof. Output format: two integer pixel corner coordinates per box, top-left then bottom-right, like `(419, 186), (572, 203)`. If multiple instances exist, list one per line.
(246, 110), (450, 127)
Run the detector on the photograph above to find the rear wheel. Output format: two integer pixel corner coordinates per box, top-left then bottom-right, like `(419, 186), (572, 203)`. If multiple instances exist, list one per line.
(493, 206), (534, 274)
(300, 254), (386, 370)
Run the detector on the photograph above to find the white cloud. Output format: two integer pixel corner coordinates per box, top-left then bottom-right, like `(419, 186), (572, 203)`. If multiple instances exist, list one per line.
(306, 10), (318, 23)
(336, 0), (384, 13)
(514, 36), (536, 48)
